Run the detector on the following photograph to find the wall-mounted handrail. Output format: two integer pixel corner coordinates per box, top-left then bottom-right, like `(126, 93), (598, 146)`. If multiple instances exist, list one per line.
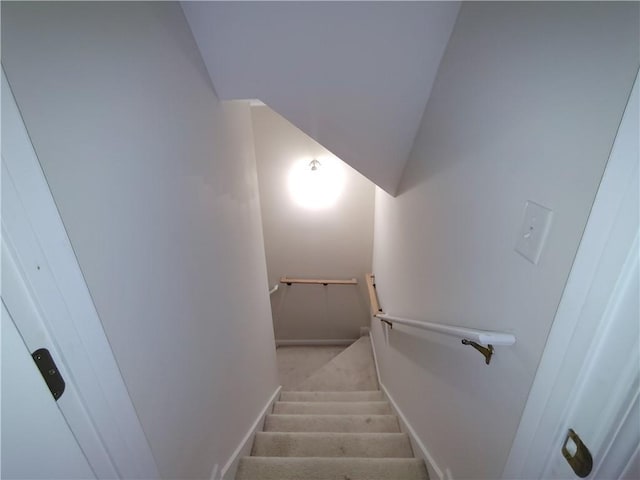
(365, 273), (383, 315)
(280, 276), (358, 286)
(365, 273), (516, 365)
(269, 284), (279, 295)
(374, 313), (516, 346)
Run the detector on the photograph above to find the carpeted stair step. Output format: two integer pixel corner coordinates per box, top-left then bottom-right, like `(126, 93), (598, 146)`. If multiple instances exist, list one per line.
(279, 390), (383, 402)
(264, 414), (400, 433)
(295, 337), (379, 391)
(235, 337), (430, 480)
(236, 457), (429, 480)
(252, 432), (413, 458)
(273, 401), (391, 415)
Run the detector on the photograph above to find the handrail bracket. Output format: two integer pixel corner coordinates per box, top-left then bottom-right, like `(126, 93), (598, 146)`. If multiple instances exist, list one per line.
(380, 317), (393, 329)
(461, 339), (494, 365)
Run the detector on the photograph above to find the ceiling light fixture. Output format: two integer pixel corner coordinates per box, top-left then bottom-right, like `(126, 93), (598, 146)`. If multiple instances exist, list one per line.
(288, 157), (345, 210)
(309, 159), (321, 171)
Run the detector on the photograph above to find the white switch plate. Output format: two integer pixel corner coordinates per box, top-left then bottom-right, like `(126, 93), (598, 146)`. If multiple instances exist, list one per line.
(515, 200), (553, 264)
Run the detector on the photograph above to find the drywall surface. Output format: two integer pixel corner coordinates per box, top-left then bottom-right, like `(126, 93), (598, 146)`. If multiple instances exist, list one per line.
(252, 107), (374, 341)
(182, 1), (460, 195)
(371, 3), (639, 479)
(2, 3), (278, 479)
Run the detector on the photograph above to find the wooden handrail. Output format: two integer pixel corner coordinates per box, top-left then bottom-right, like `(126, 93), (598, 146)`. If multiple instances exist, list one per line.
(280, 276), (358, 286)
(365, 273), (383, 315)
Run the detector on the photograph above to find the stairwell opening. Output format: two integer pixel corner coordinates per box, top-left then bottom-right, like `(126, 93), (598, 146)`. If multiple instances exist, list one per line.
(251, 104), (377, 347)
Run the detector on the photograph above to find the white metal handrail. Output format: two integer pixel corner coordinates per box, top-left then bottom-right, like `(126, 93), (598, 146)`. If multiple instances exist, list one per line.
(280, 276), (358, 286)
(269, 284), (279, 295)
(374, 313), (516, 346)
(366, 273), (516, 365)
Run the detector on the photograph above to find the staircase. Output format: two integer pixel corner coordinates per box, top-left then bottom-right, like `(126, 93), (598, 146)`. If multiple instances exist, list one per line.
(235, 337), (429, 480)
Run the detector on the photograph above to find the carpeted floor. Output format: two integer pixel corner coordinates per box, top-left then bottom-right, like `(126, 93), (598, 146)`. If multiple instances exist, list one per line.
(276, 345), (346, 390)
(294, 337), (379, 392)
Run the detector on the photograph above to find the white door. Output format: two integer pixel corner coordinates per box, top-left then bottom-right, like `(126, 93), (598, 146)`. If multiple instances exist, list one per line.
(544, 224), (638, 480)
(503, 74), (639, 479)
(1, 234), (119, 478)
(1, 302), (95, 479)
(1, 68), (158, 478)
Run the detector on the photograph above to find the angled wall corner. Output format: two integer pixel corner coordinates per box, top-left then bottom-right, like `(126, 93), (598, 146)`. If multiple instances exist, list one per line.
(181, 1), (461, 195)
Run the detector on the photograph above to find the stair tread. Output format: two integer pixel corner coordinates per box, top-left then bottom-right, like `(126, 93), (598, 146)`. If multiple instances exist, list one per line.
(252, 432), (413, 458)
(283, 390), (382, 394)
(236, 457), (428, 480)
(265, 414), (400, 433)
(273, 401), (391, 415)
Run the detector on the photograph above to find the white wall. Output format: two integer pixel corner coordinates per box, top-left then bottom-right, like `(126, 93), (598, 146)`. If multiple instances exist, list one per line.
(182, 1), (460, 195)
(371, 3), (639, 479)
(1, 3), (279, 479)
(252, 106), (375, 341)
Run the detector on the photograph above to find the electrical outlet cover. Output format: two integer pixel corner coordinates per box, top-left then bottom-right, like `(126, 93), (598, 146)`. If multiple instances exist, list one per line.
(515, 201), (553, 264)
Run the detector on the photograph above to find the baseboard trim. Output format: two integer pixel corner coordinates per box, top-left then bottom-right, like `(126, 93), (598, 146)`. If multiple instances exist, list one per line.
(369, 329), (446, 480)
(219, 385), (282, 480)
(368, 329), (382, 391)
(381, 384), (445, 480)
(275, 339), (356, 347)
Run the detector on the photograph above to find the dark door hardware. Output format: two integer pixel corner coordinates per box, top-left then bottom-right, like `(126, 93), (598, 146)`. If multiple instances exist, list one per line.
(32, 348), (65, 400)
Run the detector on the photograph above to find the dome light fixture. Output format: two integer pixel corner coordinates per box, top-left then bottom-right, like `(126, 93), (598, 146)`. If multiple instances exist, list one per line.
(309, 159), (321, 171)
(288, 156), (345, 210)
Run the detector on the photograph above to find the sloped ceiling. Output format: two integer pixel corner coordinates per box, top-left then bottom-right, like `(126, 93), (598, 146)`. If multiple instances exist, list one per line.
(182, 2), (460, 195)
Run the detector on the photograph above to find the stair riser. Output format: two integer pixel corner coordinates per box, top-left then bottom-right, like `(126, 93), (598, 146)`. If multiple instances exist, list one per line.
(264, 414), (400, 433)
(280, 391), (383, 402)
(273, 401), (391, 415)
(252, 432), (413, 458)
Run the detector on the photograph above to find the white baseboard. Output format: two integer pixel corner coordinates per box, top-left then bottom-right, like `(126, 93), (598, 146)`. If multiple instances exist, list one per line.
(209, 463), (219, 480)
(219, 385), (282, 480)
(369, 331), (446, 480)
(368, 329), (382, 389)
(275, 339), (356, 347)
(381, 384), (446, 480)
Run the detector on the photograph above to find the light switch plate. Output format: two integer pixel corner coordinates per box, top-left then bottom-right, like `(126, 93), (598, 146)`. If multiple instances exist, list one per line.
(515, 201), (553, 264)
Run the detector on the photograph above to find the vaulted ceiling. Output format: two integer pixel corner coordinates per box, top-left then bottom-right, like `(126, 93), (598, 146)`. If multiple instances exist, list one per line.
(182, 2), (460, 195)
